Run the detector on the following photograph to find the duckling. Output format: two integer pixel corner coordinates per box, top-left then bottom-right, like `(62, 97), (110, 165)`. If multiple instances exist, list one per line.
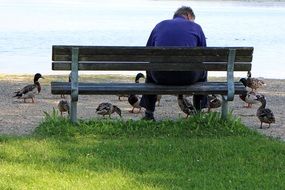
(127, 73), (145, 113)
(13, 73), (44, 103)
(177, 94), (197, 118)
(61, 73), (71, 98)
(96, 102), (122, 118)
(207, 94), (222, 112)
(239, 91), (260, 108)
(256, 95), (275, 129)
(240, 74), (266, 92)
(58, 99), (70, 116)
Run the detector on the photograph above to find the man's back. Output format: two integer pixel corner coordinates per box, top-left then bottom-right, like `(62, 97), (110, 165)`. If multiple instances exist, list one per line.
(147, 16), (206, 47)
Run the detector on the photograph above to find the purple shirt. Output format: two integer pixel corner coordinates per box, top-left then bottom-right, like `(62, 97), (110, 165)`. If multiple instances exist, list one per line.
(146, 16), (206, 47)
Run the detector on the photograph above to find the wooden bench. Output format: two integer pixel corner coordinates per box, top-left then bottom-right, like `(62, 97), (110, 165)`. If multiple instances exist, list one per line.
(51, 45), (253, 122)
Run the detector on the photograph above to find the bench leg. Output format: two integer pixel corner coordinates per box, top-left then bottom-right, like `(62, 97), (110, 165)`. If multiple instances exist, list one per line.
(221, 95), (228, 119)
(70, 99), (77, 123)
(70, 47), (79, 123)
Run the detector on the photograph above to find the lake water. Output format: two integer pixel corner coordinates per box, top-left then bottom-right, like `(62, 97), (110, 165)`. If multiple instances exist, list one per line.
(1, 0), (285, 79)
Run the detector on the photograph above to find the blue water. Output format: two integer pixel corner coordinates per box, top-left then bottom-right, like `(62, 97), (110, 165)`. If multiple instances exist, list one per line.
(1, 0), (285, 79)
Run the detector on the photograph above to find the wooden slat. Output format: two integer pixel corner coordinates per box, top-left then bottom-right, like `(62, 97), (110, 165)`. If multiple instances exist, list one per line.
(51, 82), (247, 95)
(52, 46), (254, 62)
(52, 61), (252, 71)
(53, 54), (252, 62)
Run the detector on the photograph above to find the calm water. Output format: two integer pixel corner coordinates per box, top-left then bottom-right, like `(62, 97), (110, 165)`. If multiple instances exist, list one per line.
(1, 0), (285, 79)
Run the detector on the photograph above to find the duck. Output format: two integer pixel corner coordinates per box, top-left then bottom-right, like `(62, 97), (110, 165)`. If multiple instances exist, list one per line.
(128, 94), (141, 113)
(240, 73), (266, 92)
(17, 90), (37, 103)
(177, 94), (197, 118)
(127, 73), (145, 113)
(117, 73), (145, 101)
(96, 102), (122, 118)
(156, 95), (162, 106)
(58, 99), (70, 116)
(13, 73), (44, 103)
(134, 73), (145, 83)
(256, 95), (275, 129)
(239, 91), (260, 108)
(207, 94), (222, 112)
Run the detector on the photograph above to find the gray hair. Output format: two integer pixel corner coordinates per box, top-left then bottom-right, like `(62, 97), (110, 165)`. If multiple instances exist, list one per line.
(173, 6), (195, 20)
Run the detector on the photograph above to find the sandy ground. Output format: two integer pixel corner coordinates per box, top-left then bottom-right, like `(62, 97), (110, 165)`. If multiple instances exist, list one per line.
(0, 75), (284, 140)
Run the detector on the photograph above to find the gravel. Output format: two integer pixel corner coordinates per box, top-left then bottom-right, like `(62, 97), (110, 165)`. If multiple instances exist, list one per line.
(1, 76), (284, 140)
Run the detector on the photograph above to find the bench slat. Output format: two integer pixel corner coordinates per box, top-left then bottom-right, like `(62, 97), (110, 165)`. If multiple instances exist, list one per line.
(53, 55), (252, 62)
(52, 61), (251, 71)
(52, 46), (253, 62)
(51, 82), (247, 95)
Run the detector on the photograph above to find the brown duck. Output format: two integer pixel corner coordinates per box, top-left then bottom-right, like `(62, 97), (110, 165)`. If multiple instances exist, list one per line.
(96, 102), (122, 118)
(177, 94), (197, 118)
(58, 99), (70, 116)
(207, 94), (222, 112)
(256, 95), (275, 129)
(240, 73), (266, 92)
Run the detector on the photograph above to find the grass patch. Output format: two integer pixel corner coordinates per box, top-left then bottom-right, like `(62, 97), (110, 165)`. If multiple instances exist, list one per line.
(1, 113), (285, 189)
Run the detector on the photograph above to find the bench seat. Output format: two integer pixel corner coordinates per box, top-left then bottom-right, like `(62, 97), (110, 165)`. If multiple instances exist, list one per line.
(51, 82), (247, 95)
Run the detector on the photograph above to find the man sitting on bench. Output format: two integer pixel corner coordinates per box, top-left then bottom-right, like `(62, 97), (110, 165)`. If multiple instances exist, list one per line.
(140, 6), (208, 121)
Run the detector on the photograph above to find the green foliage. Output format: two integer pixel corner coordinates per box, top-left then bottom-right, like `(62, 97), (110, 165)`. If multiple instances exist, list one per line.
(35, 112), (255, 139)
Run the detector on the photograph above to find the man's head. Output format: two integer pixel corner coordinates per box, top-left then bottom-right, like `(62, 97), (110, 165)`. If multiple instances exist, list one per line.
(173, 6), (195, 21)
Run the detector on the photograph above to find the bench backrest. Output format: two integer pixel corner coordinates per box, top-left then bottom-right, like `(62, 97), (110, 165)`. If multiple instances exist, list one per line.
(52, 46), (253, 71)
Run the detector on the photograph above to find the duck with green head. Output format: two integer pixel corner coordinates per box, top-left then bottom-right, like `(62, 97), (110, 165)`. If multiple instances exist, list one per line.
(13, 73), (44, 103)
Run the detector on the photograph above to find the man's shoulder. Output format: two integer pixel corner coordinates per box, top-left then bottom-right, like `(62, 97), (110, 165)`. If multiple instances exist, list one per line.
(157, 19), (173, 25)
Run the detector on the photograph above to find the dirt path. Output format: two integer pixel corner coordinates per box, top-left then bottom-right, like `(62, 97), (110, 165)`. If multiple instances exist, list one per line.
(0, 75), (284, 140)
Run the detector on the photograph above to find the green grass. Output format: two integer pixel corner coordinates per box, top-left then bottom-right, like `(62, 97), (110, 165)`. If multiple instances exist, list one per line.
(1, 112), (285, 189)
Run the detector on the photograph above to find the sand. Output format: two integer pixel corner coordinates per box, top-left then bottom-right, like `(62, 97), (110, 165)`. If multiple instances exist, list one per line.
(0, 75), (284, 140)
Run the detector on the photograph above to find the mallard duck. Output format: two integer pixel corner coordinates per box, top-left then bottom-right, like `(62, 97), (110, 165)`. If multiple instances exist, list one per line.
(239, 91), (260, 108)
(96, 102), (122, 118)
(240, 75), (266, 92)
(58, 99), (70, 116)
(177, 94), (197, 118)
(117, 73), (145, 101)
(17, 90), (37, 103)
(127, 73), (145, 113)
(13, 73), (44, 103)
(207, 94), (222, 112)
(128, 94), (141, 113)
(256, 95), (275, 129)
(135, 72), (145, 83)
